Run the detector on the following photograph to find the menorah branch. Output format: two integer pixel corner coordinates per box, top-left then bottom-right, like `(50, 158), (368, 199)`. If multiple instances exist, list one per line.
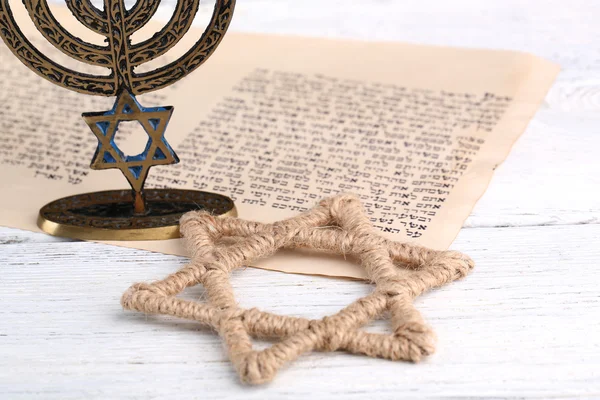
(104, 0), (133, 90)
(0, 0), (116, 95)
(124, 0), (160, 35)
(65, 0), (109, 35)
(23, 0), (112, 66)
(131, 0), (235, 95)
(129, 0), (199, 66)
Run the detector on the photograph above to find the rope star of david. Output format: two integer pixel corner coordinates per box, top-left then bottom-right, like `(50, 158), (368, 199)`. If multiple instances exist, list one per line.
(122, 194), (475, 384)
(83, 90), (179, 192)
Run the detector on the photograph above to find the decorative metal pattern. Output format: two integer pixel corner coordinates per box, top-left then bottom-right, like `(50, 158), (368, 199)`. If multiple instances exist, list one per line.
(0, 0), (237, 237)
(0, 0), (236, 96)
(64, 0), (109, 35)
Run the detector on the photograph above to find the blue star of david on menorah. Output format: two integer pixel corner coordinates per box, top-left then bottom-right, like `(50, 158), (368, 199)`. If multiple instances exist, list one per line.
(83, 91), (179, 211)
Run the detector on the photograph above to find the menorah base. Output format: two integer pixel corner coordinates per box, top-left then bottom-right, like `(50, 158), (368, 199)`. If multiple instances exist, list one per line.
(37, 189), (237, 241)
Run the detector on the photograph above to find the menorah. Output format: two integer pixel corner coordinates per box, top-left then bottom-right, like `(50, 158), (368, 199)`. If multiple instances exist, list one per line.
(0, 0), (237, 240)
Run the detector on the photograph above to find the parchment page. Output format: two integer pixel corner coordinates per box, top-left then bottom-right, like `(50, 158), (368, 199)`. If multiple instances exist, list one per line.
(0, 5), (559, 279)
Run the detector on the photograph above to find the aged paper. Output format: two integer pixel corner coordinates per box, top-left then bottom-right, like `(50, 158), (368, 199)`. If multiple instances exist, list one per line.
(0, 5), (559, 278)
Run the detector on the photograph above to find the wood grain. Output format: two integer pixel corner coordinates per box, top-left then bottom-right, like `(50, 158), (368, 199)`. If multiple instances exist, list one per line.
(1, 224), (599, 398)
(2, 0), (600, 397)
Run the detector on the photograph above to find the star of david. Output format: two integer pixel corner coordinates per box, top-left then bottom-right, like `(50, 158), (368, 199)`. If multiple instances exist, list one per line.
(83, 90), (179, 192)
(121, 194), (474, 385)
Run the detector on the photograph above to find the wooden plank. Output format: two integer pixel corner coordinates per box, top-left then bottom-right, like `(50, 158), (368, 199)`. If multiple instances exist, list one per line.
(0, 227), (70, 245)
(1, 224), (598, 398)
(466, 111), (600, 228)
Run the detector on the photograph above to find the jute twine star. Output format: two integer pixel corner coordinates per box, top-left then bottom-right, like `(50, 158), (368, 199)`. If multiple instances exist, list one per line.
(121, 194), (474, 384)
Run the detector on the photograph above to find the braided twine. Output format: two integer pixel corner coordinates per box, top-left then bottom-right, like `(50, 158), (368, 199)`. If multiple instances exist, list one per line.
(121, 194), (474, 384)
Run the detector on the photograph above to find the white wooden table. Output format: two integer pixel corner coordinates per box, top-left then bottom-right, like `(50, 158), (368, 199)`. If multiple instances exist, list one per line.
(2, 1), (600, 398)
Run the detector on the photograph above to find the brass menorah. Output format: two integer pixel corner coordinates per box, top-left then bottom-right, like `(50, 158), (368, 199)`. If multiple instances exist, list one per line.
(0, 0), (237, 240)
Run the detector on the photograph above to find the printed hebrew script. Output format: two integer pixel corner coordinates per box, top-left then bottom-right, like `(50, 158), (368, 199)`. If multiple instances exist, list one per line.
(146, 69), (511, 240)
